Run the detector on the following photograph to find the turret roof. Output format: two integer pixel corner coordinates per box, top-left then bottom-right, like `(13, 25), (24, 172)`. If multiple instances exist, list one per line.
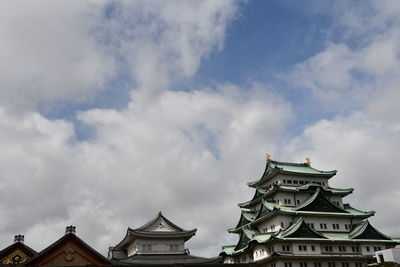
(113, 212), (196, 250)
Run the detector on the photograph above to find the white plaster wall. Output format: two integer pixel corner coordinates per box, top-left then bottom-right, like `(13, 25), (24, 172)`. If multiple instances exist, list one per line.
(361, 243), (381, 255)
(253, 244), (270, 261)
(132, 238), (185, 254)
(257, 215), (292, 232)
(376, 248), (400, 263)
(127, 240), (138, 257)
(328, 195), (344, 207)
(294, 192), (313, 205)
(291, 242), (321, 255)
(272, 192), (296, 206)
(304, 216), (353, 232)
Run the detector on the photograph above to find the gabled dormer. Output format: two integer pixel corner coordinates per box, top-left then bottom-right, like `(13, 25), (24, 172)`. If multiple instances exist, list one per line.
(350, 220), (392, 240)
(279, 217), (327, 239)
(295, 188), (348, 213)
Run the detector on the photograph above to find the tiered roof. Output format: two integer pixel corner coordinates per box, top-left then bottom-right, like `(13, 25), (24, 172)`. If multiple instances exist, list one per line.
(223, 218), (399, 257)
(230, 188), (374, 234)
(239, 183), (353, 208)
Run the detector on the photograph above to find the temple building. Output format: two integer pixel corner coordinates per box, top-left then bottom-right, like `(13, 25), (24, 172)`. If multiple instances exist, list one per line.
(220, 156), (400, 266)
(0, 235), (37, 264)
(109, 212), (220, 265)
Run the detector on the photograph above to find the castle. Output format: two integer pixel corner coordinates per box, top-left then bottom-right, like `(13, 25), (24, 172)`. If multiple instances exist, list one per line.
(220, 156), (400, 266)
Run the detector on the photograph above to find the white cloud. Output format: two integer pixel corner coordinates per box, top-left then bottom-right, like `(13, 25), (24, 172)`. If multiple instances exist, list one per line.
(289, 1), (400, 113)
(0, 1), (116, 111)
(101, 0), (240, 96)
(0, 84), (293, 256)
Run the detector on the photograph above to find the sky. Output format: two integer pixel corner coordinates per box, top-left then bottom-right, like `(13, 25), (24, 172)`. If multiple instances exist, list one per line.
(0, 0), (399, 257)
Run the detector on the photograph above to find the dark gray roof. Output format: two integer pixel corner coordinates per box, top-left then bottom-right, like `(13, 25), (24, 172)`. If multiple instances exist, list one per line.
(111, 253), (222, 265)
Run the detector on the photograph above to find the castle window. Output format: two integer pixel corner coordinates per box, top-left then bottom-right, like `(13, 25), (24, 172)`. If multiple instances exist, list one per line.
(342, 263), (349, 267)
(281, 222), (284, 228)
(339, 246), (346, 252)
(325, 246), (333, 252)
(311, 245), (315, 251)
(366, 246), (370, 252)
(284, 262), (292, 267)
(328, 262), (336, 267)
(333, 224), (340, 230)
(320, 223), (327, 229)
(298, 245), (307, 251)
(294, 180), (299, 184)
(300, 263), (308, 267)
(314, 263), (322, 267)
(287, 180), (293, 184)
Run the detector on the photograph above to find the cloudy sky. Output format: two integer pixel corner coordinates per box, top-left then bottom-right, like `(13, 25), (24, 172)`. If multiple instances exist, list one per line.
(0, 0), (399, 257)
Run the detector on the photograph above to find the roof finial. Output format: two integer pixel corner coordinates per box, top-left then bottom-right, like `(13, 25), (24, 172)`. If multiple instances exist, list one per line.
(14, 234), (24, 243)
(305, 157), (311, 165)
(265, 154), (272, 162)
(65, 225), (76, 235)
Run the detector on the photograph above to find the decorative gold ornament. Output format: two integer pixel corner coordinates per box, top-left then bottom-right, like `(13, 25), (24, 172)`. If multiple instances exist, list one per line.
(1, 249), (29, 264)
(265, 154), (272, 162)
(305, 157), (311, 165)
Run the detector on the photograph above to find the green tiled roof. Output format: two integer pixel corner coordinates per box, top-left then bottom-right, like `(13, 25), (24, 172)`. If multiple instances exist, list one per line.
(224, 220), (400, 256)
(267, 161), (336, 175)
(248, 161), (337, 188)
(279, 217), (326, 239)
(229, 210), (257, 233)
(238, 183), (353, 208)
(251, 198), (374, 225)
(220, 245), (236, 256)
(295, 188), (348, 213)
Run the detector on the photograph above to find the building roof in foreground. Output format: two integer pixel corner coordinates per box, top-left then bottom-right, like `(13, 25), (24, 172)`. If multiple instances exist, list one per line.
(0, 237), (37, 265)
(248, 161), (337, 188)
(26, 226), (111, 266)
(111, 254), (222, 265)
